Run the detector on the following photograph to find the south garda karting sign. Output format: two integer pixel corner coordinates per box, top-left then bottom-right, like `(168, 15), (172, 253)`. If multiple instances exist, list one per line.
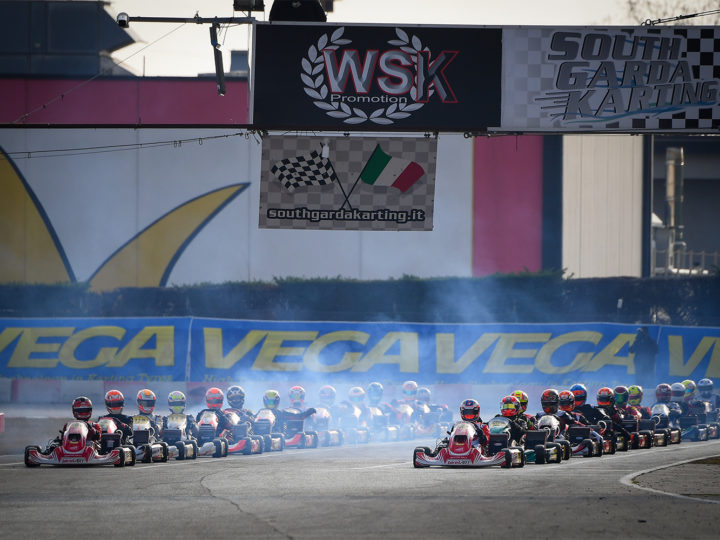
(252, 23), (501, 131)
(501, 26), (720, 132)
(259, 135), (436, 231)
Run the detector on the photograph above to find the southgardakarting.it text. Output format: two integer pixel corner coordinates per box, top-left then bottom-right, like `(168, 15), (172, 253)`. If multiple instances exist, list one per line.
(266, 207), (426, 223)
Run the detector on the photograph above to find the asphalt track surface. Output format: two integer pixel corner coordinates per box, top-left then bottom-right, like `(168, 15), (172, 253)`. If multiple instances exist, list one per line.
(1, 437), (720, 539)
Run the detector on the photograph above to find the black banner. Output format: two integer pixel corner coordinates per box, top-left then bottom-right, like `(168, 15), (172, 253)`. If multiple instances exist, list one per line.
(252, 23), (501, 132)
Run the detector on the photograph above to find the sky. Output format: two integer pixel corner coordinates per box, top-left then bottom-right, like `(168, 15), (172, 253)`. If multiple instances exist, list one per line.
(106, 0), (641, 77)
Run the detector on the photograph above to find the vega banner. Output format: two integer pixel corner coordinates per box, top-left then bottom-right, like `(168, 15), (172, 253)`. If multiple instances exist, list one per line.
(252, 23), (502, 132)
(259, 134), (436, 231)
(501, 26), (720, 132)
(0, 318), (190, 382)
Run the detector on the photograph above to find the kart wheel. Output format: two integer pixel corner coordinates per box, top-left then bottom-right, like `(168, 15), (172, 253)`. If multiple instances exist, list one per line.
(308, 431), (319, 449)
(24, 445), (40, 468)
(262, 435), (272, 452)
(559, 440), (571, 460)
(141, 444), (153, 463)
(518, 448), (525, 468)
(124, 445), (137, 466)
(631, 433), (640, 450)
(640, 430), (654, 448)
(190, 440), (199, 459)
(242, 437), (253, 455)
(175, 442), (186, 460)
(500, 448), (513, 469)
(583, 439), (594, 457)
(594, 441), (603, 457)
(160, 442), (169, 462)
(222, 439), (228, 457)
(607, 438), (616, 455)
(212, 439), (224, 458)
(114, 448), (126, 467)
(413, 448), (428, 468)
(252, 436), (263, 454)
(534, 444), (546, 464)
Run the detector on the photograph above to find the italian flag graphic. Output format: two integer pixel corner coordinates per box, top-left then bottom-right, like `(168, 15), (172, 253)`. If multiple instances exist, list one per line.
(359, 144), (425, 193)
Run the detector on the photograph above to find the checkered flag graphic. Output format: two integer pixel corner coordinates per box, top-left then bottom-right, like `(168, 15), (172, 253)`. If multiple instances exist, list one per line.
(271, 151), (339, 192)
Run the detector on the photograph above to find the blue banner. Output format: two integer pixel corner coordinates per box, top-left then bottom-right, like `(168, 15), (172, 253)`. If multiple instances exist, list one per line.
(0, 318), (190, 381)
(1, 318), (718, 387)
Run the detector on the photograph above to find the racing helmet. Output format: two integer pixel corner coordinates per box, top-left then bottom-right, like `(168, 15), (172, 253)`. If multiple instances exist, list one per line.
(655, 383), (672, 403)
(697, 378), (714, 399)
(226, 385), (246, 409)
(104, 389), (124, 414)
(402, 380), (418, 401)
(681, 379), (697, 402)
(416, 387), (432, 404)
(596, 387), (615, 407)
(540, 389), (559, 414)
(511, 390), (529, 412)
(348, 386), (365, 404)
(288, 385), (306, 407)
(501, 395), (520, 418)
(263, 389), (281, 410)
(72, 396), (93, 421)
(670, 382), (686, 402)
(614, 386), (629, 407)
(558, 390), (575, 412)
(459, 399), (480, 422)
(318, 385), (336, 406)
(628, 385), (643, 407)
(205, 387), (224, 410)
(570, 383), (588, 407)
(366, 382), (383, 405)
(137, 389), (157, 414)
(168, 390), (186, 414)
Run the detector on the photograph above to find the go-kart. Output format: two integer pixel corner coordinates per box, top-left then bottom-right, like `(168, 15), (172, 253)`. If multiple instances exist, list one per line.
(650, 405), (681, 444)
(485, 416), (526, 467)
(252, 408), (287, 451)
(195, 411), (230, 457)
(523, 427), (563, 464)
(159, 413), (199, 460)
(25, 421), (134, 467)
(335, 403), (370, 444)
(281, 407), (320, 449)
(621, 410), (654, 449)
(130, 414), (170, 463)
(413, 421), (524, 468)
(306, 406), (343, 447)
(531, 415), (572, 460)
(637, 417), (669, 447)
(222, 410), (264, 455)
(565, 424), (607, 457)
(678, 415), (709, 441)
(366, 405), (401, 442)
(97, 417), (137, 465)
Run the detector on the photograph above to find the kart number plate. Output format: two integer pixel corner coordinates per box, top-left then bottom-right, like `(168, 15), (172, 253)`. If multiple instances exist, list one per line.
(447, 459), (471, 465)
(61, 457), (86, 464)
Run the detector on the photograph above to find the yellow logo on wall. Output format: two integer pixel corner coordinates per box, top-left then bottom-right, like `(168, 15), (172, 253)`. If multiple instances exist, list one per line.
(0, 148), (248, 292)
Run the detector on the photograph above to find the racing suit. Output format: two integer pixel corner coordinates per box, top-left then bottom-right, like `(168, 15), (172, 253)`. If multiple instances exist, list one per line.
(98, 412), (134, 442)
(195, 408), (233, 437)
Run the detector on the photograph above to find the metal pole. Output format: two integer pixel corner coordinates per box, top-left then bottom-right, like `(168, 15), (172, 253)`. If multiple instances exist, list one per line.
(665, 147), (685, 271)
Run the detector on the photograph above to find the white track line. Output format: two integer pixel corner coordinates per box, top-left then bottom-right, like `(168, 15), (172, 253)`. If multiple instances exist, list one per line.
(619, 453), (720, 505)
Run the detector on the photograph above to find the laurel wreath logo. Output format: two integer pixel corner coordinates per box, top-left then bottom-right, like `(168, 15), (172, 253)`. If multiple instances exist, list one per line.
(301, 27), (434, 125)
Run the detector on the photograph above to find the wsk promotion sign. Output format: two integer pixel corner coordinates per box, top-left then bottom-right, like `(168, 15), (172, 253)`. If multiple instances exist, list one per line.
(502, 26), (720, 132)
(259, 135), (436, 231)
(252, 23), (502, 131)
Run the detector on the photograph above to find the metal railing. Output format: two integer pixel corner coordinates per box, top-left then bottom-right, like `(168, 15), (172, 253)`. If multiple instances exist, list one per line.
(652, 249), (720, 276)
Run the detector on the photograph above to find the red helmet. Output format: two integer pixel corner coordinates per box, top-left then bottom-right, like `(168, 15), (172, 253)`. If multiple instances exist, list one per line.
(558, 390), (575, 412)
(655, 383), (672, 403)
(540, 389), (559, 414)
(72, 396), (93, 421)
(459, 399), (480, 422)
(288, 385), (306, 407)
(402, 380), (418, 401)
(104, 389), (124, 414)
(501, 395), (520, 418)
(137, 389), (157, 414)
(205, 387), (224, 410)
(597, 387), (615, 407)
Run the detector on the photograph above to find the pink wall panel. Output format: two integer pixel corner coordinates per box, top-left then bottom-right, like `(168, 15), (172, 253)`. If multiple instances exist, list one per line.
(1, 78), (249, 125)
(472, 136), (543, 276)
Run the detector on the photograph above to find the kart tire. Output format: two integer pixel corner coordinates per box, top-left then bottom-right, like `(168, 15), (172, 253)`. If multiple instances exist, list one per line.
(252, 436), (264, 454)
(241, 437), (253, 455)
(124, 445), (137, 466)
(212, 439), (224, 458)
(534, 444), (546, 464)
(594, 441), (603, 457)
(141, 444), (153, 463)
(308, 431), (319, 449)
(500, 448), (513, 469)
(583, 439), (594, 457)
(518, 447), (525, 468)
(631, 433), (640, 450)
(114, 447), (126, 467)
(175, 442), (186, 460)
(639, 430), (653, 448)
(607, 438), (616, 455)
(24, 445), (40, 467)
(559, 440), (571, 460)
(263, 435), (272, 452)
(413, 448), (428, 468)
(190, 440), (199, 459)
(160, 442), (169, 462)
(547, 442), (562, 464)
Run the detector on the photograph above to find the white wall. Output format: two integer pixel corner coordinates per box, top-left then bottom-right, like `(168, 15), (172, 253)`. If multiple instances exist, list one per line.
(562, 134), (644, 278)
(0, 129), (474, 285)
